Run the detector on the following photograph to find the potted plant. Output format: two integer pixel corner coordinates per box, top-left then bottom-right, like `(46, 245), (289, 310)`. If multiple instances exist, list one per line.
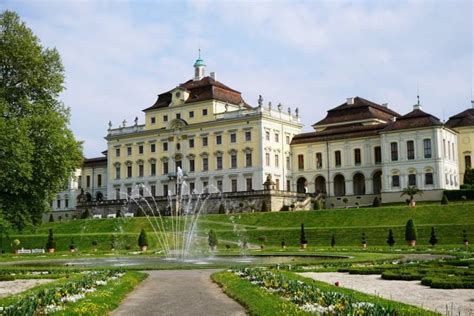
(300, 224), (308, 249)
(138, 229), (148, 252)
(281, 238), (286, 249)
(405, 219), (417, 246)
(361, 232), (367, 249)
(92, 240), (98, 252)
(69, 238), (76, 252)
(462, 230), (469, 246)
(208, 229), (218, 251)
(46, 229), (56, 253)
(258, 236), (267, 250)
(387, 229), (395, 247)
(401, 186), (423, 207)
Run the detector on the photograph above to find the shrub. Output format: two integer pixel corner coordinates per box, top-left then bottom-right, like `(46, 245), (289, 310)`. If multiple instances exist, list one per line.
(462, 230), (469, 243)
(136, 207), (146, 217)
(257, 235), (267, 248)
(208, 230), (218, 248)
(387, 229), (395, 247)
(429, 227), (438, 246)
(373, 196), (381, 207)
(280, 205), (290, 212)
(261, 201), (268, 212)
(92, 240), (98, 247)
(281, 238), (286, 248)
(116, 209), (122, 217)
(313, 199), (321, 210)
(218, 204), (226, 214)
(331, 234), (336, 248)
(405, 219), (417, 242)
(441, 194), (449, 205)
(464, 167), (474, 185)
(81, 208), (91, 219)
(111, 235), (118, 250)
(69, 238), (76, 250)
(46, 229), (55, 250)
(48, 213), (54, 222)
(300, 224), (308, 245)
(361, 232), (367, 245)
(444, 189), (474, 200)
(138, 229), (148, 247)
(342, 198), (348, 208)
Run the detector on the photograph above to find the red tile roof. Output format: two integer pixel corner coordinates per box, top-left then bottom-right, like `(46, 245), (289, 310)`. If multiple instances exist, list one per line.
(382, 108), (444, 132)
(446, 108), (474, 129)
(143, 76), (251, 111)
(291, 123), (388, 144)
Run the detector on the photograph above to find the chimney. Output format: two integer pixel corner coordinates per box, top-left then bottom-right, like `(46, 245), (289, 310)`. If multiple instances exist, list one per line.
(346, 97), (355, 105)
(210, 72), (216, 80)
(382, 103), (389, 108)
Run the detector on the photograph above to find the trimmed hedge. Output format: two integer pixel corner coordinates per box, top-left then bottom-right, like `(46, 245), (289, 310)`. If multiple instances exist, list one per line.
(444, 189), (474, 200)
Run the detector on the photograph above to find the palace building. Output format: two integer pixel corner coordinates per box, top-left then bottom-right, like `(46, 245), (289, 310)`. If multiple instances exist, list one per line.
(47, 57), (470, 220)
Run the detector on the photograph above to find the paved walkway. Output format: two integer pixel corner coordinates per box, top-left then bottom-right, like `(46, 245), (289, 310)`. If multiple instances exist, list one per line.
(300, 272), (474, 315)
(112, 269), (246, 316)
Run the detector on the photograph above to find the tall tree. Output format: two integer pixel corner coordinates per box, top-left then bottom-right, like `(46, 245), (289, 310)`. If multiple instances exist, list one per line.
(0, 11), (82, 229)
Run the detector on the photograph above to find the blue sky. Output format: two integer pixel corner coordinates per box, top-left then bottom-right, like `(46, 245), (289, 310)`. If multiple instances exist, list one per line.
(3, 0), (473, 157)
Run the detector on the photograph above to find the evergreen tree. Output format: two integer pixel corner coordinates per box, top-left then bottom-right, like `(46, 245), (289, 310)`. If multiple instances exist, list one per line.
(387, 229), (395, 247)
(116, 209), (122, 218)
(218, 204), (226, 214)
(464, 168), (474, 185)
(300, 224), (308, 245)
(69, 238), (76, 250)
(441, 194), (449, 205)
(313, 199), (321, 210)
(361, 232), (367, 246)
(208, 230), (218, 248)
(48, 213), (54, 223)
(138, 229), (148, 247)
(81, 208), (91, 219)
(373, 196), (381, 207)
(0, 11), (82, 229)
(45, 229), (55, 250)
(429, 227), (438, 246)
(261, 201), (268, 212)
(405, 219), (417, 245)
(331, 234), (336, 248)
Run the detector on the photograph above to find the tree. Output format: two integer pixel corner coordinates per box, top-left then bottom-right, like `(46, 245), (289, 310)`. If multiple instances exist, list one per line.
(48, 213), (54, 223)
(462, 230), (469, 245)
(405, 219), (417, 246)
(387, 229), (395, 247)
(261, 201), (268, 212)
(218, 204), (226, 214)
(0, 11), (83, 230)
(138, 229), (148, 249)
(331, 234), (336, 248)
(373, 196), (381, 207)
(429, 227), (438, 246)
(116, 209), (122, 218)
(300, 223), (308, 246)
(69, 238), (76, 251)
(81, 209), (91, 219)
(313, 199), (321, 210)
(401, 186), (423, 206)
(361, 232), (367, 247)
(208, 229), (218, 250)
(281, 238), (286, 249)
(45, 229), (55, 250)
(440, 194), (449, 205)
(464, 168), (474, 185)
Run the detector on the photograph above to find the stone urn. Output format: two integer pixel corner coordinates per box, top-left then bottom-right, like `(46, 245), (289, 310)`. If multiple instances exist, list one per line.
(362, 243), (367, 249)
(140, 245), (148, 252)
(407, 240), (416, 247)
(300, 243), (307, 249)
(47, 248), (55, 253)
(464, 241), (469, 246)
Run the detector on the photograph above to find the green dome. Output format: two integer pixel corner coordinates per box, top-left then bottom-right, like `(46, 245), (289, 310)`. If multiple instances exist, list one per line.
(194, 58), (206, 67)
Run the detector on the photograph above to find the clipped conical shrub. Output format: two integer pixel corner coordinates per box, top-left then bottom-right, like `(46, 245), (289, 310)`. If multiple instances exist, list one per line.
(429, 227), (438, 246)
(405, 219), (417, 246)
(46, 229), (56, 251)
(387, 229), (395, 247)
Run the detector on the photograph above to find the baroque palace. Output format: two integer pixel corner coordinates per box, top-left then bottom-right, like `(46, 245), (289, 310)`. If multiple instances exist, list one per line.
(48, 57), (474, 220)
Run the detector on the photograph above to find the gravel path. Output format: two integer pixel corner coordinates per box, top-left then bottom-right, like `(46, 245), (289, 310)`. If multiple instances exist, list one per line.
(111, 269), (246, 316)
(300, 272), (474, 315)
(0, 279), (54, 298)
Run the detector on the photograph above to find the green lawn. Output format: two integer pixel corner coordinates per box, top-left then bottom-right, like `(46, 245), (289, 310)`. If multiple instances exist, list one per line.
(2, 202), (472, 252)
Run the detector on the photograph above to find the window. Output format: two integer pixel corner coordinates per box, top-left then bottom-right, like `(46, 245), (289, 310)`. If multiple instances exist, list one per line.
(163, 162), (169, 174)
(65, 198), (69, 208)
(203, 157), (209, 171)
(86, 175), (91, 187)
(202, 137), (208, 147)
(189, 138), (194, 148)
(189, 159), (195, 172)
(297, 154), (304, 170)
(175, 160), (182, 170)
(354, 148), (361, 165)
(231, 179), (237, 192)
(286, 156), (291, 170)
(275, 154), (279, 167)
(163, 142), (168, 151)
(151, 116), (156, 124)
(176, 113), (181, 119)
(139, 145), (144, 155)
(176, 143), (181, 150)
(286, 180), (291, 192)
(115, 166), (120, 179)
(425, 173), (433, 185)
(407, 141), (414, 160)
(275, 133), (279, 143)
(78, 176), (82, 188)
(216, 156), (223, 170)
(151, 163), (156, 176)
(286, 135), (290, 144)
(127, 146), (132, 156)
(231, 154), (237, 168)
(392, 175), (400, 187)
(265, 131), (270, 141)
(163, 184), (168, 196)
(446, 173), (449, 185)
(230, 133), (236, 143)
(443, 139), (446, 158)
(408, 174), (416, 186)
(265, 153), (270, 166)
(150, 143), (156, 153)
(189, 182), (195, 193)
(374, 146), (381, 163)
(97, 174), (102, 187)
(391, 142), (398, 161)
(202, 109), (208, 116)
(465, 155), (472, 169)
(448, 141), (451, 159)
(189, 111), (194, 118)
(115, 148), (120, 157)
(423, 139), (431, 158)
(452, 143), (455, 161)
(316, 153), (323, 169)
(335, 151), (341, 167)
(127, 166), (132, 178)
(245, 131), (251, 141)
(216, 135), (222, 145)
(115, 188), (120, 199)
(202, 182), (208, 193)
(163, 115), (168, 122)
(246, 153), (252, 167)
(246, 178), (253, 191)
(57, 199), (60, 208)
(151, 185), (156, 196)
(139, 165), (144, 177)
(275, 178), (280, 190)
(139, 187), (143, 197)
(127, 187), (132, 197)
(217, 180), (223, 192)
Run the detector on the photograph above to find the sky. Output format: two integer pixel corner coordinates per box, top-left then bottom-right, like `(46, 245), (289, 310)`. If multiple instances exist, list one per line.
(3, 0), (473, 157)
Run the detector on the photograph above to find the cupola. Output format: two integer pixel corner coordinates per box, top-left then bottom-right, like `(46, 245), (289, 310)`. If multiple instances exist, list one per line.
(193, 49), (206, 81)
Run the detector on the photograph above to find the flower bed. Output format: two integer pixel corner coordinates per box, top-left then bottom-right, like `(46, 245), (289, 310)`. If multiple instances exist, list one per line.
(230, 267), (432, 315)
(0, 270), (125, 315)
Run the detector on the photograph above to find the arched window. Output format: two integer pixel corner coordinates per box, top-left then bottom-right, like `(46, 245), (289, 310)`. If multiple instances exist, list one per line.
(373, 171), (382, 194)
(353, 173), (366, 195)
(408, 174), (416, 186)
(314, 176), (326, 194)
(334, 174), (345, 196)
(297, 177), (307, 193)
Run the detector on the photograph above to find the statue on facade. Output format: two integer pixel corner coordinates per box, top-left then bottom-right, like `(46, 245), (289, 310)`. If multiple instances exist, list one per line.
(258, 95), (263, 107)
(295, 107), (299, 117)
(288, 107), (291, 115)
(277, 103), (282, 112)
(224, 102), (229, 112)
(122, 119), (127, 127)
(134, 117), (138, 126)
(108, 121), (112, 130)
(268, 101), (272, 111)
(263, 174), (276, 190)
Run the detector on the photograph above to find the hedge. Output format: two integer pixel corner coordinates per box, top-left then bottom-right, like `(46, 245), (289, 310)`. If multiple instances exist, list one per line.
(443, 189), (474, 200)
